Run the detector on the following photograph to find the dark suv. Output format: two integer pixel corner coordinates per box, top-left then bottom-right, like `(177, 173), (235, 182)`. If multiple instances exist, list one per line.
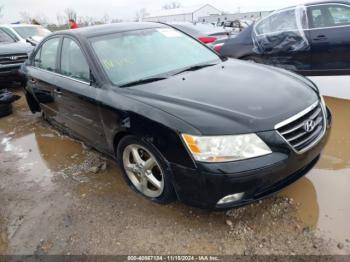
(219, 1), (350, 76)
(0, 29), (33, 87)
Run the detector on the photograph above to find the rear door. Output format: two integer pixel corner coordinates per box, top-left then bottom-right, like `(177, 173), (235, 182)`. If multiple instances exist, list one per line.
(55, 37), (107, 149)
(307, 3), (350, 73)
(253, 7), (312, 72)
(27, 37), (63, 122)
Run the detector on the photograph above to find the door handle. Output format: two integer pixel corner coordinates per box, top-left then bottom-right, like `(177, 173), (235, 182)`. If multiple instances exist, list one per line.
(313, 35), (327, 41)
(54, 88), (62, 95)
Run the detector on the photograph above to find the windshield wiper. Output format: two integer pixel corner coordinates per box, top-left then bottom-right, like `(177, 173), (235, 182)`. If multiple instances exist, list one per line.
(173, 63), (218, 76)
(119, 77), (168, 87)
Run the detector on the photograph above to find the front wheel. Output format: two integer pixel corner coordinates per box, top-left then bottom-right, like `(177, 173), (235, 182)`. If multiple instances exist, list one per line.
(117, 135), (176, 204)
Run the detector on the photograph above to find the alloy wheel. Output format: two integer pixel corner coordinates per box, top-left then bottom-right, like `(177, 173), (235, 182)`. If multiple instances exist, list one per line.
(122, 144), (164, 198)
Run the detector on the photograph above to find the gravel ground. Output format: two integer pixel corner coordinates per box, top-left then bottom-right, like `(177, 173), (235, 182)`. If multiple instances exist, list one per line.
(0, 87), (349, 255)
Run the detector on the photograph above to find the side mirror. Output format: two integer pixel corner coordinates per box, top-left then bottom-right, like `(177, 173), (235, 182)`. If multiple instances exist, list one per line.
(26, 37), (37, 46)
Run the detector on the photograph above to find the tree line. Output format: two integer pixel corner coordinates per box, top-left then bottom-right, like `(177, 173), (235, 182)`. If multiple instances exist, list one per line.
(0, 2), (182, 31)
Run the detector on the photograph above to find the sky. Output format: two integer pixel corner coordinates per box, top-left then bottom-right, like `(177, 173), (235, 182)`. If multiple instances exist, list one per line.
(0, 0), (309, 24)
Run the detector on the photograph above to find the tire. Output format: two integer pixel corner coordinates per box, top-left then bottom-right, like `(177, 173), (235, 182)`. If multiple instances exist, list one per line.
(0, 92), (20, 104)
(0, 103), (12, 118)
(117, 135), (176, 204)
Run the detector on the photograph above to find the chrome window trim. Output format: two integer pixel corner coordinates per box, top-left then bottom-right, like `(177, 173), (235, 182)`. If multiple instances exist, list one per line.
(274, 100), (327, 154)
(305, 24), (350, 31)
(33, 66), (91, 86)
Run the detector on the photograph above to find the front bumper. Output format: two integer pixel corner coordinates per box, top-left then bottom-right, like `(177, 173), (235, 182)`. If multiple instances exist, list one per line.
(170, 107), (332, 210)
(0, 64), (24, 83)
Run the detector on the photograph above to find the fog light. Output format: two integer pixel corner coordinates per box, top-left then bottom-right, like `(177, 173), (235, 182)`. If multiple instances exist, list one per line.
(217, 193), (245, 205)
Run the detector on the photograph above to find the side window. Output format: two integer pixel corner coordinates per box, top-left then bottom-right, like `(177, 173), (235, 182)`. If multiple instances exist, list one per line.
(256, 9), (298, 35)
(310, 8), (324, 28)
(34, 49), (41, 67)
(36, 38), (60, 71)
(328, 5), (350, 26)
(60, 38), (90, 82)
(309, 4), (350, 28)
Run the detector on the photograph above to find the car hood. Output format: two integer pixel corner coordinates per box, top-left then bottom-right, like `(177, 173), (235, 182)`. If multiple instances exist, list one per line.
(0, 41), (34, 55)
(126, 59), (319, 135)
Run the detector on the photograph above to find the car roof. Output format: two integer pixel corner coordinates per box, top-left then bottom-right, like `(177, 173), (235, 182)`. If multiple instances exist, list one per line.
(53, 22), (167, 38)
(276, 0), (350, 12)
(304, 0), (350, 6)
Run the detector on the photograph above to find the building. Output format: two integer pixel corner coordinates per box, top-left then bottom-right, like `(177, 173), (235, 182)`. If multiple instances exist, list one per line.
(143, 4), (222, 23)
(198, 11), (272, 24)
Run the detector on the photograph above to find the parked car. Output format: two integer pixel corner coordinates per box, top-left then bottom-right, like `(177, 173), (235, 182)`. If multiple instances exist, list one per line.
(220, 19), (252, 33)
(0, 24), (51, 46)
(23, 23), (331, 209)
(166, 22), (233, 52)
(0, 29), (33, 86)
(219, 1), (350, 76)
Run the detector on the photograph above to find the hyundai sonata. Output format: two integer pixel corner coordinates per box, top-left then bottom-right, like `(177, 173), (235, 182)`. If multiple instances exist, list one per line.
(23, 23), (332, 209)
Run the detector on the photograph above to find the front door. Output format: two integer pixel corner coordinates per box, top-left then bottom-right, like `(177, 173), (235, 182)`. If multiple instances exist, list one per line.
(54, 37), (107, 150)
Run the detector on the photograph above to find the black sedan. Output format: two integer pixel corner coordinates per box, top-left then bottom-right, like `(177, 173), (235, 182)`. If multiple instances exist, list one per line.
(23, 22), (331, 209)
(219, 0), (350, 76)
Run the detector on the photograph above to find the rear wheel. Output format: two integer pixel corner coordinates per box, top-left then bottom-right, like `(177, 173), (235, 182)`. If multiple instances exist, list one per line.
(117, 136), (176, 204)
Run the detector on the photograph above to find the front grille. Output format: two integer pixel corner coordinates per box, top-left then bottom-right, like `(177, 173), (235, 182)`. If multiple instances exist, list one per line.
(0, 53), (28, 65)
(276, 102), (325, 153)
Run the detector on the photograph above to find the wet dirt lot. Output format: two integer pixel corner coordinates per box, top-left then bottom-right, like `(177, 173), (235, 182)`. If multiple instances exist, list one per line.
(1, 84), (350, 255)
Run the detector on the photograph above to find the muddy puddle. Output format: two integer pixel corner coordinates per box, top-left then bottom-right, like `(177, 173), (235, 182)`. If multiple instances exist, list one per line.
(0, 215), (8, 254)
(0, 88), (349, 254)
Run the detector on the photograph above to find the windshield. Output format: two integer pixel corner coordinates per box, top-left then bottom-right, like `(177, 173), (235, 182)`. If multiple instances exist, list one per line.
(0, 30), (15, 43)
(91, 27), (221, 86)
(13, 26), (51, 39)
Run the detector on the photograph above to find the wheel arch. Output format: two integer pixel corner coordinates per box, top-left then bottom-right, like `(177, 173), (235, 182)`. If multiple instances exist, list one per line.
(113, 130), (130, 157)
(110, 114), (196, 169)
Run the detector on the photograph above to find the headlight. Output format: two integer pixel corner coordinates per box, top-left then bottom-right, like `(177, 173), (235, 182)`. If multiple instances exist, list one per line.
(182, 134), (272, 163)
